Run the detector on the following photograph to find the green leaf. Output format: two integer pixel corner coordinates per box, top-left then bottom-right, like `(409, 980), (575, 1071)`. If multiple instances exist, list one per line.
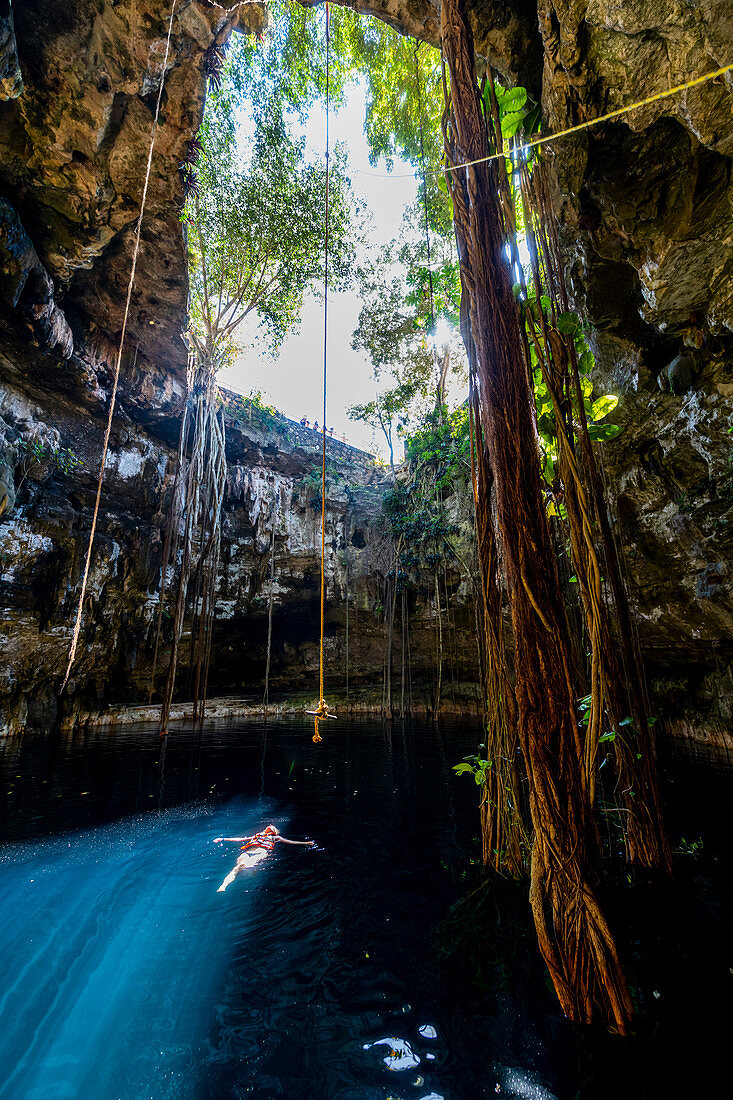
(494, 85), (527, 112)
(542, 452), (556, 483)
(579, 350), (594, 375)
(599, 731), (617, 743)
(522, 102), (542, 137)
(587, 422), (623, 443)
(452, 763), (474, 775)
(591, 394), (619, 421)
(556, 311), (580, 335)
(501, 110), (527, 140)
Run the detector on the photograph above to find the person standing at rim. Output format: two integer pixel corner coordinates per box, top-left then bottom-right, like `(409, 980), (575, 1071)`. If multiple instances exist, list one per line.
(214, 825), (315, 892)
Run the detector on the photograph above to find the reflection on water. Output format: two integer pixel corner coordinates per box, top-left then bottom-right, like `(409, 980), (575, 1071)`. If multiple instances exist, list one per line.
(0, 719), (730, 1099)
(364, 1037), (421, 1071)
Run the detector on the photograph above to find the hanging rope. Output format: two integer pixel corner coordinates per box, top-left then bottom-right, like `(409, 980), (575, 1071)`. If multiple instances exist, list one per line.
(309, 1), (336, 743)
(61, 0), (178, 692)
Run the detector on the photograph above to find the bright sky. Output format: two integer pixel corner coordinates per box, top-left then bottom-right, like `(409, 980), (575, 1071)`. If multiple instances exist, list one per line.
(217, 78), (421, 456)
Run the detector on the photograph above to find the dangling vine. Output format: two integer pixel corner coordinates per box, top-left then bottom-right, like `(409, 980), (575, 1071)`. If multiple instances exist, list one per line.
(152, 351), (227, 735)
(263, 488), (279, 711)
(516, 160), (670, 871)
(441, 0), (635, 1033)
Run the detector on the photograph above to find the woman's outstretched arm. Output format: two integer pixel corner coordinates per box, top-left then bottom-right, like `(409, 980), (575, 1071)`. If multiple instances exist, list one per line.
(214, 836), (252, 843)
(275, 836), (315, 846)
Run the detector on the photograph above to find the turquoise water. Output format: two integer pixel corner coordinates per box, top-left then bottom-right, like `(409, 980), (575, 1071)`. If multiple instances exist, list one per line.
(0, 719), (729, 1099)
(0, 802), (261, 1098)
(0, 720), (513, 1100)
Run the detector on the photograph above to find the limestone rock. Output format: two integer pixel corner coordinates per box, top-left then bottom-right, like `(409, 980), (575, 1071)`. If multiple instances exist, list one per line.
(0, 0), (22, 100)
(658, 352), (704, 395)
(0, 0), (265, 395)
(0, 196), (73, 357)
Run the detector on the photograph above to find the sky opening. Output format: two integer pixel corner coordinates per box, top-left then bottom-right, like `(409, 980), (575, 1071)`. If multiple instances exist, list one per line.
(217, 74), (441, 457)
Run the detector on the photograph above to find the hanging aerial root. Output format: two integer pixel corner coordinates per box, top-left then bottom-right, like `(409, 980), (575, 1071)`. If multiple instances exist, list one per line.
(444, 83), (527, 879)
(530, 841), (635, 1032)
(472, 408), (527, 877)
(441, 0), (633, 1032)
(155, 352), (227, 737)
(520, 158), (669, 871)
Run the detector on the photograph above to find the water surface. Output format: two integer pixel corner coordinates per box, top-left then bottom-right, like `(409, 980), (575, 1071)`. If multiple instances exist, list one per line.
(0, 719), (729, 1099)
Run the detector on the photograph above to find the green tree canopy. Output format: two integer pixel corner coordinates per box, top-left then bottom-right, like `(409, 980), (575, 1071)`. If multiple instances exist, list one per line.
(185, 62), (358, 367)
(347, 382), (419, 476)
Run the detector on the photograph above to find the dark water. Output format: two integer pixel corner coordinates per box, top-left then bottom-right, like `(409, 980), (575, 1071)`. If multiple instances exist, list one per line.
(0, 720), (729, 1100)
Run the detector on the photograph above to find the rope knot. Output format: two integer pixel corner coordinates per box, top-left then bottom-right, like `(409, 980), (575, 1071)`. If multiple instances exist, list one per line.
(313, 698), (329, 742)
(309, 698), (335, 743)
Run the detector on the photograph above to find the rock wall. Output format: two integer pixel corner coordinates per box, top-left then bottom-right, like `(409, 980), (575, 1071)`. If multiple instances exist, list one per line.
(536, 0), (733, 749)
(0, 377), (482, 734)
(0, 0), (732, 752)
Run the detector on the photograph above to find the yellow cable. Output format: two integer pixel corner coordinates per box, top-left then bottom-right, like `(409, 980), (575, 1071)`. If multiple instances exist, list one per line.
(444, 62), (733, 176)
(348, 62), (733, 180)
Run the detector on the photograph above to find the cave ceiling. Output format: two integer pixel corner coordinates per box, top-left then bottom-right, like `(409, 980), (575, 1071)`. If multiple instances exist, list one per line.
(0, 0), (731, 419)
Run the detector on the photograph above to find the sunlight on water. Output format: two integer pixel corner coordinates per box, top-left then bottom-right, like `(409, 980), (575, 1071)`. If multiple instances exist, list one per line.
(0, 798), (284, 1099)
(1, 719), (729, 1098)
(0, 719), (595, 1099)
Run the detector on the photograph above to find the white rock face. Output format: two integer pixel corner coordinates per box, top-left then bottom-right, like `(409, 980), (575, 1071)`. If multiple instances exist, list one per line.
(106, 448), (145, 479)
(0, 517), (53, 580)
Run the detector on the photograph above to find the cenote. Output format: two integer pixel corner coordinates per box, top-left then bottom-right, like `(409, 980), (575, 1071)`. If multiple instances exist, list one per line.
(1, 719), (730, 1100)
(2, 0), (733, 1096)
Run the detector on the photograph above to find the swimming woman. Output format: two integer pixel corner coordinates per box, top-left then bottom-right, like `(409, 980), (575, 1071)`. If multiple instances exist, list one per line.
(214, 825), (315, 892)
